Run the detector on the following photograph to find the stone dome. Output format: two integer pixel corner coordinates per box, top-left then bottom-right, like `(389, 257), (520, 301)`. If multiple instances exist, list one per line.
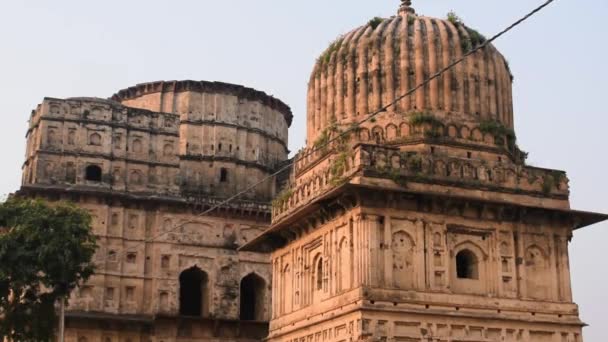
(306, 1), (514, 147)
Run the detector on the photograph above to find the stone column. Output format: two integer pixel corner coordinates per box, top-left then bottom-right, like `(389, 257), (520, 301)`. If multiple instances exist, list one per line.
(384, 215), (394, 287)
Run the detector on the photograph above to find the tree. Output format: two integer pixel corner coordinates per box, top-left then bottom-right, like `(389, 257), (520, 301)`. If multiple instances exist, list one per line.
(0, 197), (97, 341)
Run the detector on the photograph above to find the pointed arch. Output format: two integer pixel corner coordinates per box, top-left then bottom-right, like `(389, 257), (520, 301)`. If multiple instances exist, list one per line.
(240, 273), (266, 321)
(179, 266), (209, 317)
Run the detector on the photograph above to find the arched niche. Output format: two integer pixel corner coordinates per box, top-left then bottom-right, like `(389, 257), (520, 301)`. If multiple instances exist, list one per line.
(337, 237), (351, 292)
(89, 132), (102, 146)
(525, 245), (551, 300)
(281, 264), (292, 314)
(392, 230), (416, 290)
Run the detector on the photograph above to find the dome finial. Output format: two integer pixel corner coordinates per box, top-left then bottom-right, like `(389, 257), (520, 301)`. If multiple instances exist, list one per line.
(399, 0), (416, 15)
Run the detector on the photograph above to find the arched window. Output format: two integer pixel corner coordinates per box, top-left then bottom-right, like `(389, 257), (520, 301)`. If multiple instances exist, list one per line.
(456, 249), (479, 280)
(220, 168), (228, 182)
(316, 257), (323, 291)
(240, 273), (266, 321)
(85, 165), (102, 182)
(179, 266), (209, 317)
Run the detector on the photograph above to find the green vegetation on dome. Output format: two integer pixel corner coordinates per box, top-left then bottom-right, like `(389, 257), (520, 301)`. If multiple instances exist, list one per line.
(368, 17), (384, 30)
(504, 59), (515, 83)
(446, 11), (487, 53)
(447, 11), (463, 26)
(317, 36), (345, 66)
(466, 27), (487, 47)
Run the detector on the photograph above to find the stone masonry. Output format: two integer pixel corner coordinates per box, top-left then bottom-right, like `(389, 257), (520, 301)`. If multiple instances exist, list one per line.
(243, 2), (607, 342)
(19, 80), (292, 342)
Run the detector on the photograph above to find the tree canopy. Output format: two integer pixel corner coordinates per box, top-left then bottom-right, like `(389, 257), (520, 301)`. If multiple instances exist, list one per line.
(0, 197), (97, 341)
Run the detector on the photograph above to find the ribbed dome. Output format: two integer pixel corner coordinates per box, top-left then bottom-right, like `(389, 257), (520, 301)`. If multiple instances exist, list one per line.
(306, 2), (514, 147)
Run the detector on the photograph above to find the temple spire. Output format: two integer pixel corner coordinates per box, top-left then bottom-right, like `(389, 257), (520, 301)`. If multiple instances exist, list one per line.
(399, 0), (416, 15)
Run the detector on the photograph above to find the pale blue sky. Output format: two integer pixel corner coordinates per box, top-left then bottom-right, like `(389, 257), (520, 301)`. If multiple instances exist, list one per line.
(1, 0), (606, 339)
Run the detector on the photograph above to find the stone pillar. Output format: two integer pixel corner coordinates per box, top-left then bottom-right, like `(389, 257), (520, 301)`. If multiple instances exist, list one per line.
(548, 228), (559, 301)
(384, 215), (393, 287)
(514, 227), (526, 298)
(556, 234), (573, 302)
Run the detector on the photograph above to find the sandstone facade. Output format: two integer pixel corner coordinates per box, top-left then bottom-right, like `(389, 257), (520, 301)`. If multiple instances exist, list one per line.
(19, 81), (292, 341)
(14, 2), (607, 342)
(244, 2), (606, 342)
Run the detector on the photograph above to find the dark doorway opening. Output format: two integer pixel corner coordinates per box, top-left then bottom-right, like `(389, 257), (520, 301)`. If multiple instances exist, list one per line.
(220, 168), (228, 182)
(85, 165), (102, 182)
(179, 266), (208, 317)
(240, 273), (265, 321)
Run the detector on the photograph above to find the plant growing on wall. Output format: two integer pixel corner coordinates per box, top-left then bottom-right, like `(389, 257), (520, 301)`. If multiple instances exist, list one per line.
(368, 17), (384, 30)
(0, 197), (97, 342)
(410, 112), (443, 138)
(478, 120), (515, 145)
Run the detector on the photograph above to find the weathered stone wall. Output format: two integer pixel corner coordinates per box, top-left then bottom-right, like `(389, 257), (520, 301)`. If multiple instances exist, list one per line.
(24, 85), (291, 201)
(65, 198), (271, 319)
(267, 205), (579, 341)
(19, 80), (293, 342)
(23, 97), (181, 194)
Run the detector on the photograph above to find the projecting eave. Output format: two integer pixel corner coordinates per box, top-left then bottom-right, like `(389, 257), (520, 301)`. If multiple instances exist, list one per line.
(239, 183), (349, 252)
(240, 181), (608, 253)
(568, 209), (608, 230)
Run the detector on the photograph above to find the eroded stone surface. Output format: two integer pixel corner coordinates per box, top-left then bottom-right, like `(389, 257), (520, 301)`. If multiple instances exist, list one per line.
(19, 81), (292, 342)
(244, 4), (605, 342)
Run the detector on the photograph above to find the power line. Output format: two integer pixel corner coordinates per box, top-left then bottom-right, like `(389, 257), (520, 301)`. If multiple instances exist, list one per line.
(94, 0), (556, 265)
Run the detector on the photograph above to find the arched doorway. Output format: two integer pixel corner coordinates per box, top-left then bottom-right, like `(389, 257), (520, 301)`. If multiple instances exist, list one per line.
(179, 266), (209, 317)
(239, 273), (266, 321)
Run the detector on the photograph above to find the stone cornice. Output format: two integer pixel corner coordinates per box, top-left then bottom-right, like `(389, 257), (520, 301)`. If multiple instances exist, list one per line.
(23, 149), (180, 169)
(181, 119), (288, 152)
(111, 80), (293, 126)
(17, 185), (272, 220)
(179, 154), (280, 174)
(27, 115), (180, 137)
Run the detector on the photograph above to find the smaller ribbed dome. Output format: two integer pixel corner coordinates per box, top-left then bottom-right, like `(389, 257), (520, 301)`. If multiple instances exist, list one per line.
(306, 3), (513, 147)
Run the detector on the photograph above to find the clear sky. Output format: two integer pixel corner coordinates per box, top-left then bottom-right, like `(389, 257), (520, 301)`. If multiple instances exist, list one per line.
(1, 0), (606, 339)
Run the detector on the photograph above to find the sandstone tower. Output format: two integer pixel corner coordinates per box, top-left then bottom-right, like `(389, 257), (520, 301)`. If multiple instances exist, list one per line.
(243, 2), (607, 341)
(20, 80), (292, 341)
